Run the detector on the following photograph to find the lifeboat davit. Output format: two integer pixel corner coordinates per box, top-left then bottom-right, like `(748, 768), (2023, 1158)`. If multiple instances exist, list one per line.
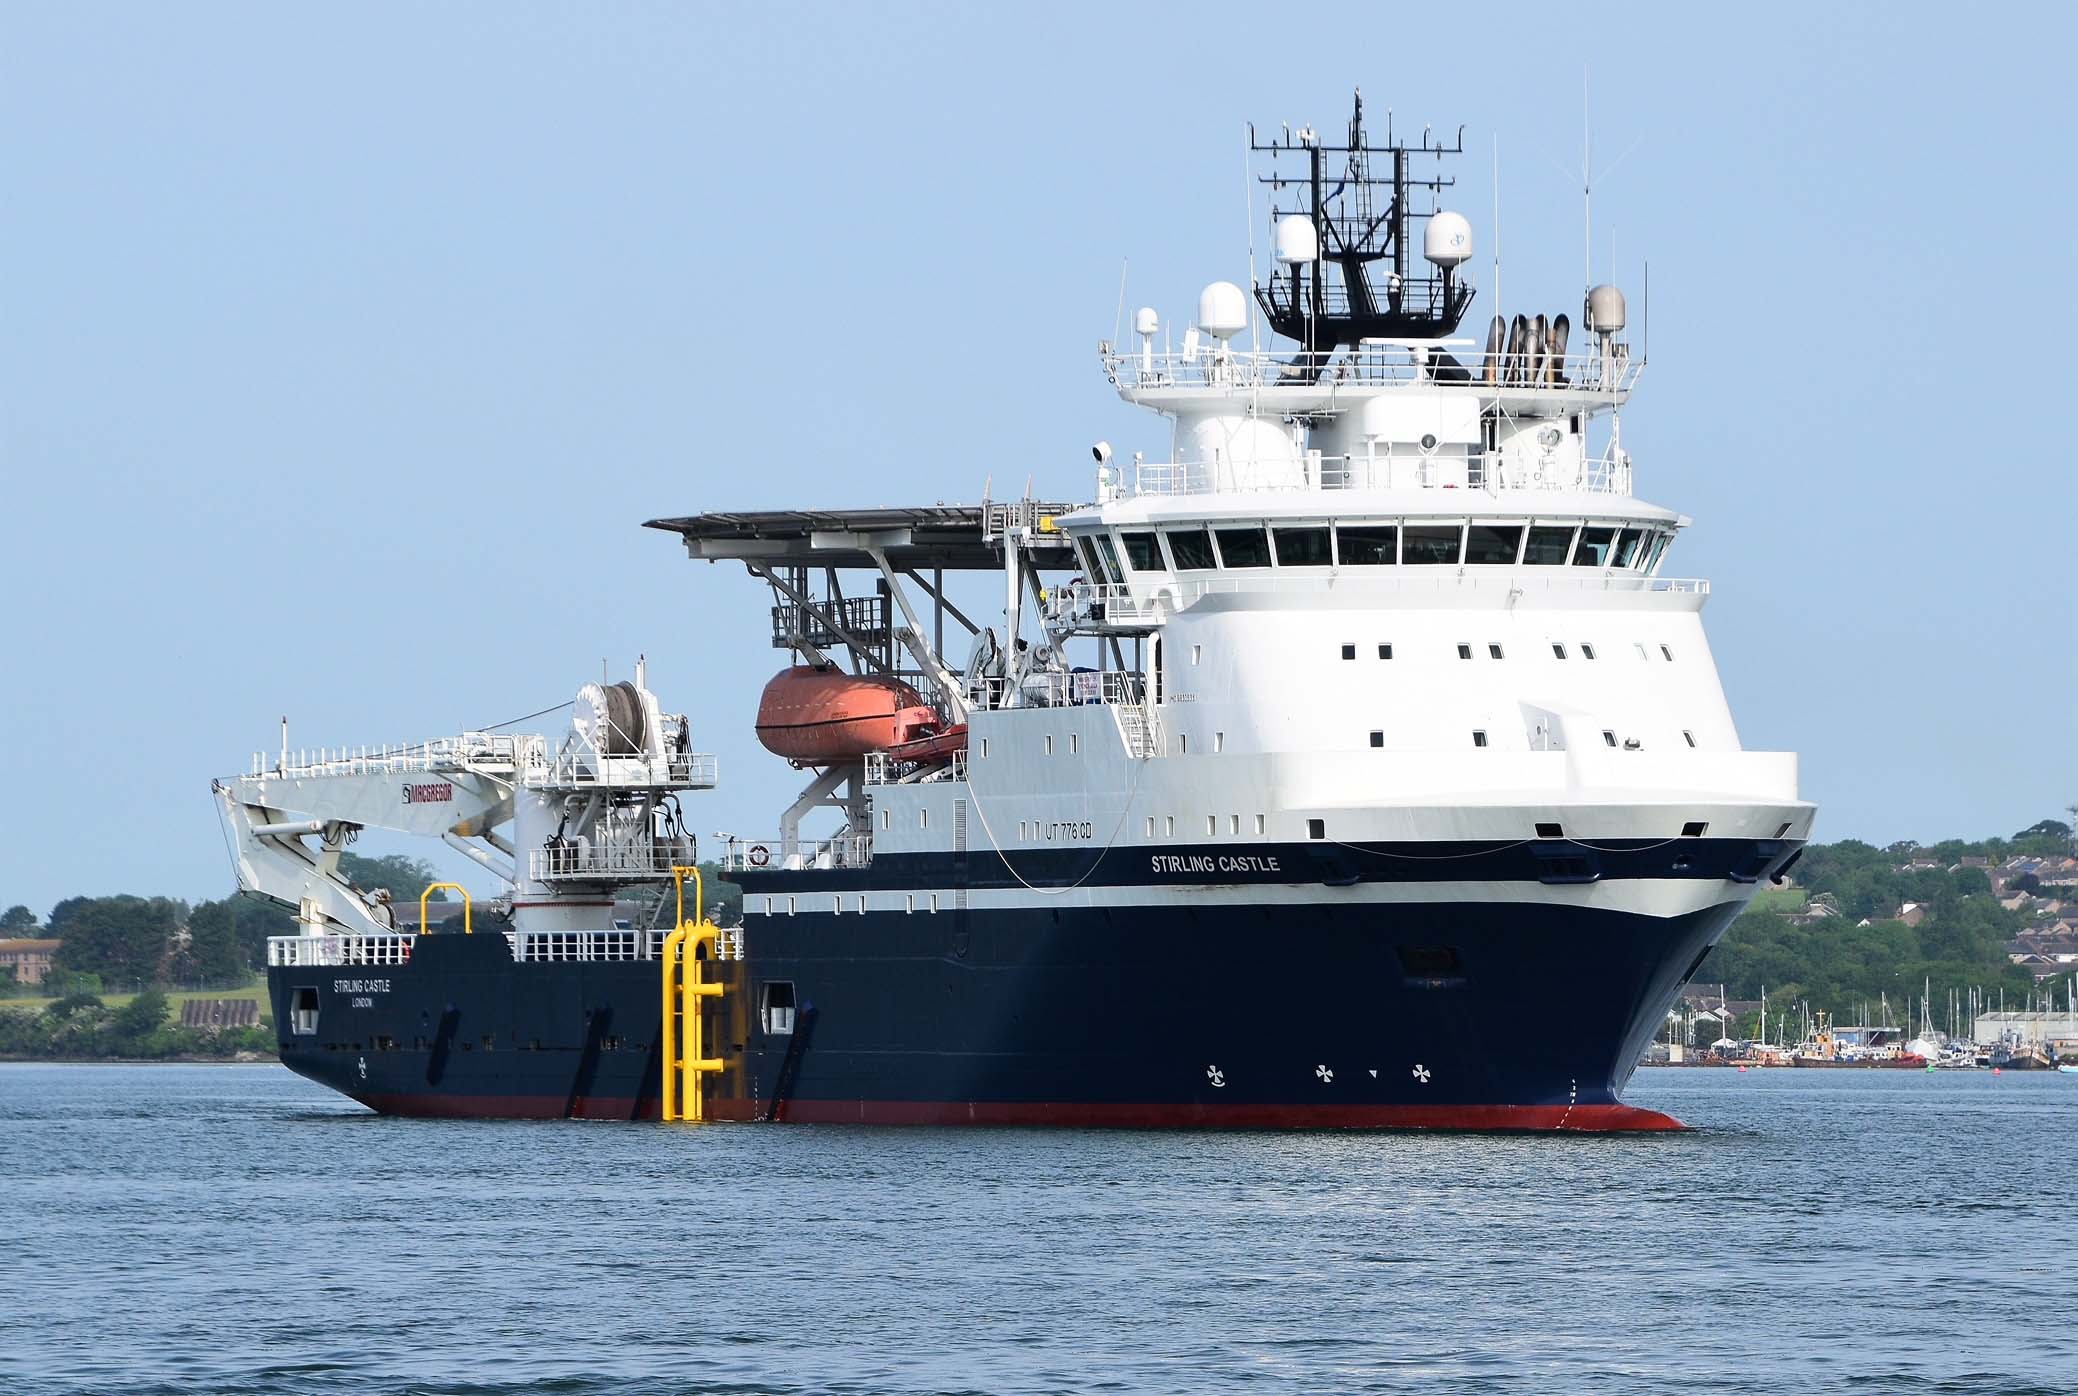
(754, 665), (940, 763)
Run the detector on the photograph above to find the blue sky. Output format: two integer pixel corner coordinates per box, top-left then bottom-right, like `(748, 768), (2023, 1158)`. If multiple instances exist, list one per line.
(2, 3), (2072, 915)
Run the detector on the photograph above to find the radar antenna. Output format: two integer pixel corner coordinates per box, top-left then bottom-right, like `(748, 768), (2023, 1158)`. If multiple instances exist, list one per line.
(1249, 91), (1472, 379)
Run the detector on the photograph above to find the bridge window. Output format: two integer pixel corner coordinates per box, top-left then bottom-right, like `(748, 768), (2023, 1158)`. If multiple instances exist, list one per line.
(1643, 533), (1671, 573)
(1213, 527), (1271, 568)
(1660, 644), (1675, 661)
(1552, 643), (1567, 659)
(1465, 523), (1524, 565)
(1336, 524), (1398, 565)
(1092, 533), (1125, 583)
(1487, 643), (1504, 659)
(1164, 528), (1217, 570)
(1272, 526), (1332, 566)
(1573, 527), (1616, 566)
(1581, 643), (1597, 660)
(1684, 730), (1697, 747)
(1120, 531), (1162, 572)
(1457, 643), (1473, 660)
(1523, 525), (1576, 565)
(1612, 528), (1647, 569)
(1402, 523), (1463, 565)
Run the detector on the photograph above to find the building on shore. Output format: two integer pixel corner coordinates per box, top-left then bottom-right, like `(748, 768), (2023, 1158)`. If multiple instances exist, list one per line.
(0, 938), (59, 986)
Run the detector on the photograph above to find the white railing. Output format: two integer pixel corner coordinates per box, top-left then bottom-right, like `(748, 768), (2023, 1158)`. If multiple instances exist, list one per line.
(518, 749), (718, 790)
(1000, 669), (1148, 708)
(269, 934), (417, 967)
(252, 732), (528, 780)
(721, 833), (873, 873)
(1102, 343), (1642, 396)
(1047, 572), (1709, 628)
(864, 745), (970, 785)
(510, 928), (660, 962)
(1112, 450), (1629, 500)
(527, 842), (697, 882)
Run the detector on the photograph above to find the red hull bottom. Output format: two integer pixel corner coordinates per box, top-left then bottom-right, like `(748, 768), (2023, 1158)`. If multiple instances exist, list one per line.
(354, 1091), (1685, 1132)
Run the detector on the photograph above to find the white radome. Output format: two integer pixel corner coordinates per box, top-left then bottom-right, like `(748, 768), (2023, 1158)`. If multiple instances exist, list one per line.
(1424, 211), (1473, 268)
(1274, 215), (1320, 265)
(1197, 281), (1248, 340)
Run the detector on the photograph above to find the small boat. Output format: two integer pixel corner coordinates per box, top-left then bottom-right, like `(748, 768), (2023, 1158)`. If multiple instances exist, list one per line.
(2058, 1064), (2078, 1075)
(754, 665), (939, 763)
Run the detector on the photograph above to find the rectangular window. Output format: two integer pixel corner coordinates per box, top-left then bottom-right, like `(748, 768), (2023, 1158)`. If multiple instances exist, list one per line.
(1487, 643), (1504, 660)
(1377, 643), (1392, 659)
(1523, 524), (1576, 565)
(1070, 733), (1080, 754)
(1272, 526), (1332, 566)
(1464, 523), (1524, 565)
(1552, 643), (1567, 659)
(1018, 821), (1028, 840)
(1402, 523), (1463, 565)
(1660, 644), (1674, 661)
(1230, 814), (1241, 835)
(1457, 643), (1473, 660)
(787, 896), (797, 916)
(1337, 524), (1398, 565)
(1307, 818), (1326, 840)
(760, 981), (797, 1035)
(1682, 821), (1709, 838)
(1120, 531), (1162, 572)
(1207, 815), (1217, 836)
(905, 893), (915, 914)
(854, 894), (867, 914)
(1179, 733), (1189, 754)
(1255, 814), (1266, 835)
(881, 808), (891, 830)
(1091, 532), (1126, 584)
(1472, 730), (1488, 747)
(919, 808), (929, 829)
(1214, 731), (1225, 753)
(289, 987), (319, 1036)
(1369, 730), (1384, 747)
(1602, 730), (1618, 747)
(1573, 527), (1616, 567)
(1145, 816), (1155, 837)
(1612, 528), (1647, 569)
(1341, 643), (1356, 660)
(1072, 536), (1101, 579)
(1044, 735), (1054, 756)
(1581, 643), (1596, 660)
(1191, 644), (1202, 665)
(1536, 822), (1564, 838)
(929, 893), (940, 913)
(1683, 730), (1697, 748)
(1164, 816), (1175, 837)
(1163, 528), (1218, 571)
(1212, 527), (1271, 568)
(1643, 533), (1671, 573)
(980, 737), (989, 758)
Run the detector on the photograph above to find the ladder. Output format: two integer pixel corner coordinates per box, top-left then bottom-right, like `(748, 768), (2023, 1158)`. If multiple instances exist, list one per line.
(661, 866), (725, 1122)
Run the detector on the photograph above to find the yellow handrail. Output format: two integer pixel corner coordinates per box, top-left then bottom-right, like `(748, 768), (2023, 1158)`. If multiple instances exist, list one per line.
(671, 864), (704, 928)
(420, 883), (472, 934)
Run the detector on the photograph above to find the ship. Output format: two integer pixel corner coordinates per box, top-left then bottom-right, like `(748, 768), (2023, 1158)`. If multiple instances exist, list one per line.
(220, 94), (1812, 1130)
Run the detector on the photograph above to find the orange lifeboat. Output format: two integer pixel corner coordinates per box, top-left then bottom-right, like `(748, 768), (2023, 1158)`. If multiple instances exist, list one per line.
(754, 665), (940, 763)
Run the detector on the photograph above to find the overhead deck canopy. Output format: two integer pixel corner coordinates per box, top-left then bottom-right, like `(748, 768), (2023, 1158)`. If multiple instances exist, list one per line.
(646, 505), (1082, 571)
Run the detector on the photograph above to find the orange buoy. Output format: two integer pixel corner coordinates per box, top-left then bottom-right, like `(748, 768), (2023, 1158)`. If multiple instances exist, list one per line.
(754, 665), (939, 763)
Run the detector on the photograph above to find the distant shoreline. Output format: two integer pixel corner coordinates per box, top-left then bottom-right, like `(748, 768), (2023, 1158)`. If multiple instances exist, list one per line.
(0, 1053), (276, 1065)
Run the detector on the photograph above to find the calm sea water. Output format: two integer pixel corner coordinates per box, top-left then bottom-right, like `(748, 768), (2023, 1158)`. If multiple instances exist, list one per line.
(0, 1064), (2072, 1396)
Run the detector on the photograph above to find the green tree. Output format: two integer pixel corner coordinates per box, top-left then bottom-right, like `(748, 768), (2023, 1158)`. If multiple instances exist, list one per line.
(0, 905), (35, 930)
(113, 989), (169, 1047)
(338, 852), (453, 901)
(179, 900), (251, 983)
(51, 897), (180, 984)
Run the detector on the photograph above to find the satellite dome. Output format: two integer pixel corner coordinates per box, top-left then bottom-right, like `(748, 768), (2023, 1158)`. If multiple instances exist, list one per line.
(1423, 211), (1473, 268)
(1134, 306), (1159, 337)
(1274, 215), (1319, 265)
(1585, 284), (1627, 333)
(1198, 281), (1248, 340)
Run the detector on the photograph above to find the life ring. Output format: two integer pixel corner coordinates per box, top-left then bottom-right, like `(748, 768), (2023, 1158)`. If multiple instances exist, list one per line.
(747, 843), (770, 868)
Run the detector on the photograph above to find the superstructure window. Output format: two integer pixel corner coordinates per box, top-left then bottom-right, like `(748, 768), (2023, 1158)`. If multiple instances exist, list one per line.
(1643, 533), (1671, 573)
(1120, 531), (1162, 572)
(1402, 524), (1464, 565)
(1581, 643), (1596, 660)
(1337, 525), (1398, 565)
(1612, 528), (1647, 569)
(1272, 526), (1332, 566)
(1092, 533), (1125, 583)
(1552, 643), (1567, 659)
(1072, 536), (1102, 578)
(1213, 527), (1271, 568)
(1341, 644), (1356, 661)
(1572, 527), (1616, 567)
(1472, 730), (1488, 747)
(1523, 525), (1576, 565)
(1164, 528), (1217, 571)
(1488, 643), (1504, 659)
(1457, 643), (1473, 660)
(1660, 644), (1674, 661)
(1602, 730), (1618, 747)
(1369, 730), (1384, 747)
(1684, 730), (1697, 747)
(1377, 643), (1393, 660)
(1465, 524), (1524, 565)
